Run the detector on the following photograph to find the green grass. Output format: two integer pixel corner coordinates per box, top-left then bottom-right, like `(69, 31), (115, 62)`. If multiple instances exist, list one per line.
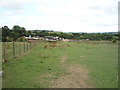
(3, 42), (66, 88)
(3, 41), (118, 88)
(66, 42), (118, 88)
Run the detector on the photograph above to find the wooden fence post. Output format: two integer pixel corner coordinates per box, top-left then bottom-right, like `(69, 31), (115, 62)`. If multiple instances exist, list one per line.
(19, 41), (21, 55)
(13, 41), (15, 58)
(3, 42), (6, 61)
(32, 41), (34, 48)
(30, 40), (32, 48)
(24, 41), (25, 53)
(27, 41), (28, 51)
(6, 42), (8, 60)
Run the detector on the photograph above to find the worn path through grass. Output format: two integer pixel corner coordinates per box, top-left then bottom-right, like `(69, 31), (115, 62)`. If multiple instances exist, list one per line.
(3, 41), (118, 88)
(51, 54), (92, 88)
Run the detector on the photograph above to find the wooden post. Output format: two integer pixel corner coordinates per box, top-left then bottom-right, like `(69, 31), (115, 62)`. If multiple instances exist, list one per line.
(27, 41), (28, 51)
(28, 40), (29, 49)
(13, 41), (15, 58)
(3, 42), (6, 61)
(30, 40), (32, 48)
(24, 41), (25, 52)
(32, 40), (34, 48)
(19, 41), (21, 55)
(6, 42), (8, 60)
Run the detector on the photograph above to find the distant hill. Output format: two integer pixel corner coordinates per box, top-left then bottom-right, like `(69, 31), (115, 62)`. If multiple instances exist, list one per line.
(30, 30), (53, 32)
(29, 30), (118, 34)
(54, 31), (118, 34)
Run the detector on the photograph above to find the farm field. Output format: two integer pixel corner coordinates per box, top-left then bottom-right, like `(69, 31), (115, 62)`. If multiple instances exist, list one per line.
(2, 41), (118, 88)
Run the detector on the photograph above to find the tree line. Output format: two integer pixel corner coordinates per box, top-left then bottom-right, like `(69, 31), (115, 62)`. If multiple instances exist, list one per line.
(1, 25), (119, 42)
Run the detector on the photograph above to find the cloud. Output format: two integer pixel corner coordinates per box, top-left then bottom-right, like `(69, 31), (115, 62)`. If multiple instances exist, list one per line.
(0, 0), (119, 32)
(0, 0), (24, 10)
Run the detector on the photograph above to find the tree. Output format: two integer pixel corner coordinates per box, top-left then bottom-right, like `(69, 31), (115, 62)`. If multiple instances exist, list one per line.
(26, 30), (32, 37)
(9, 31), (19, 41)
(39, 30), (48, 37)
(12, 25), (21, 33)
(12, 25), (26, 37)
(2, 26), (10, 42)
(72, 33), (80, 39)
(20, 27), (26, 36)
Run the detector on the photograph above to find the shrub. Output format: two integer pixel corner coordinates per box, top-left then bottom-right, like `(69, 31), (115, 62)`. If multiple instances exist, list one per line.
(18, 37), (26, 42)
(112, 40), (117, 43)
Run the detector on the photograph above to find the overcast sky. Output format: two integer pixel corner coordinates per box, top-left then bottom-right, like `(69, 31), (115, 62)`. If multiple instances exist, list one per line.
(0, 0), (119, 32)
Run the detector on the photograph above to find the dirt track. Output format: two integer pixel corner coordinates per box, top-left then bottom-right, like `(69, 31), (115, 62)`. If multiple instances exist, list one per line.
(51, 55), (92, 88)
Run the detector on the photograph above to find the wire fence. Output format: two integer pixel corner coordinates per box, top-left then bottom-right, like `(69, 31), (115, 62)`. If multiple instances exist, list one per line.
(2, 40), (41, 62)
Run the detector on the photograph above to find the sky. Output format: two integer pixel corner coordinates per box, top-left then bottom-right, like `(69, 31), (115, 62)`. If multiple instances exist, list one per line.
(0, 0), (119, 32)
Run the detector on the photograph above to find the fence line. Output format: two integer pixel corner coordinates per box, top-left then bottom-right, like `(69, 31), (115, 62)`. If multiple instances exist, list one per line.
(2, 40), (41, 62)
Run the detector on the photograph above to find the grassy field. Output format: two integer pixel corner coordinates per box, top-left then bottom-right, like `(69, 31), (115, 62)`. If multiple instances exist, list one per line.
(2, 41), (118, 88)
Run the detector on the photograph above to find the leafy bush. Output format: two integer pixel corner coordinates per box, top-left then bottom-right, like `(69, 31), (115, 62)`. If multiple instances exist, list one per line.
(112, 40), (117, 43)
(18, 37), (26, 42)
